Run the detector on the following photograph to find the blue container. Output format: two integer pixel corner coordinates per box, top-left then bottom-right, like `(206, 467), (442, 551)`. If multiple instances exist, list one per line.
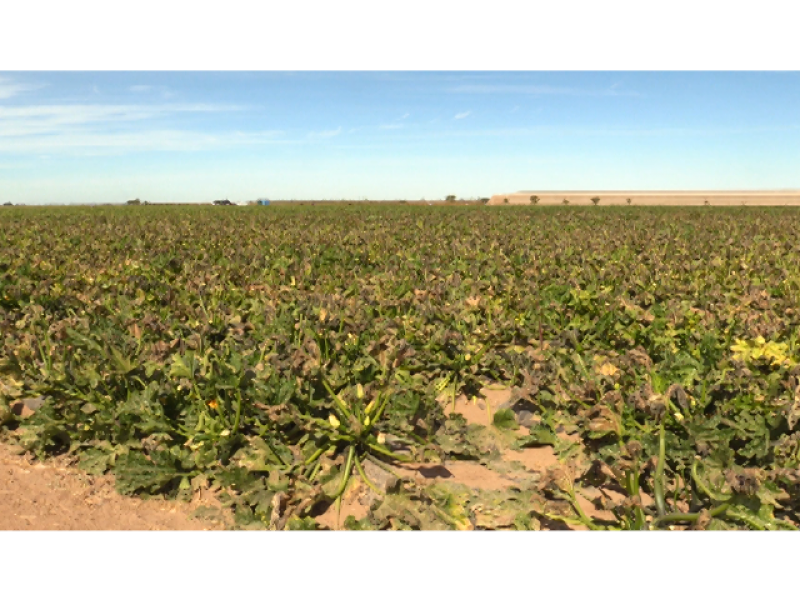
(257, 199), (270, 206)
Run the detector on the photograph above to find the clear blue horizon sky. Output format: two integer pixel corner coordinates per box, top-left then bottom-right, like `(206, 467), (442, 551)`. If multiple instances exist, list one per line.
(1, 71), (799, 204)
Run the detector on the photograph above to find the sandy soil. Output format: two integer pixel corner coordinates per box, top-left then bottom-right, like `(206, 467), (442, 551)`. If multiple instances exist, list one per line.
(0, 444), (229, 530)
(489, 190), (800, 206)
(315, 385), (608, 530)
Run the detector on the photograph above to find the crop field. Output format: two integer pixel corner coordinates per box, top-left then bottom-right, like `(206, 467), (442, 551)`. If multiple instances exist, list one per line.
(2, 204), (800, 530)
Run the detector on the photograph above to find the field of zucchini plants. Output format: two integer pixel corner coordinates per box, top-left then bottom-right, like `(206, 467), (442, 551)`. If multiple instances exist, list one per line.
(2, 203), (800, 530)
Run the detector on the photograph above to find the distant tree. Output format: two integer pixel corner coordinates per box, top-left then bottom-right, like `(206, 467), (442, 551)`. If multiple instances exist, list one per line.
(704, 199), (710, 206)
(480, 197), (490, 204)
(446, 195), (457, 203)
(562, 198), (569, 205)
(626, 198), (632, 205)
(127, 198), (141, 205)
(591, 196), (601, 206)
(530, 195), (540, 205)
(503, 197), (509, 204)
(2, 202), (12, 207)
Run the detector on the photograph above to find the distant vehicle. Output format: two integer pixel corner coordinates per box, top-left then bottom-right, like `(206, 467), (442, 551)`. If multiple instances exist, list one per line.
(213, 199), (234, 206)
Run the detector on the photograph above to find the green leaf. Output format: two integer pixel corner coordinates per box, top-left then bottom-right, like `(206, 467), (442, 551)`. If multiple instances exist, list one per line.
(110, 346), (136, 374)
(286, 516), (318, 530)
(77, 447), (113, 476)
(343, 515), (378, 530)
(114, 450), (182, 496)
(493, 408), (519, 430)
(169, 353), (196, 379)
(514, 424), (558, 448)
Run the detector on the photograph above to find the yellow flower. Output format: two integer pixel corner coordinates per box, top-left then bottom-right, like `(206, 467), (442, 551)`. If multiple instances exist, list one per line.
(208, 400), (219, 410)
(597, 362), (619, 378)
(329, 414), (341, 428)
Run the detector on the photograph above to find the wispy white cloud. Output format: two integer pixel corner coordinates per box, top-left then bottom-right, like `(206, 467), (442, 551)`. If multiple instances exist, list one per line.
(130, 84), (177, 99)
(448, 84), (642, 97)
(0, 76), (44, 100)
(396, 124), (800, 139)
(454, 111), (471, 120)
(0, 103), (242, 137)
(0, 100), (287, 155)
(376, 112), (412, 129)
(308, 126), (342, 139)
(0, 129), (288, 155)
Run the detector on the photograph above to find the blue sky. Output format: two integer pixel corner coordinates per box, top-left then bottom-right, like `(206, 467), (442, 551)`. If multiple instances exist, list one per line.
(1, 71), (799, 203)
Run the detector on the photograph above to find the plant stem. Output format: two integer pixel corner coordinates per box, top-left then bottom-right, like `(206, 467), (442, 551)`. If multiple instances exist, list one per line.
(354, 454), (382, 495)
(652, 503), (730, 528)
(367, 442), (412, 463)
(232, 390), (243, 434)
(690, 461), (731, 502)
(372, 392), (392, 422)
(330, 445), (355, 500)
(654, 420), (667, 518)
(570, 490), (601, 530)
(303, 443), (330, 466)
(624, 465), (646, 530)
(321, 376), (352, 419)
(307, 460), (322, 481)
